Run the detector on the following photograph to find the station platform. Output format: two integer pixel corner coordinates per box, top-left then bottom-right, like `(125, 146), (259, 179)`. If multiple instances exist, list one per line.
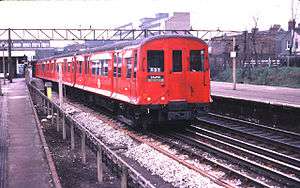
(0, 78), (53, 188)
(211, 81), (300, 108)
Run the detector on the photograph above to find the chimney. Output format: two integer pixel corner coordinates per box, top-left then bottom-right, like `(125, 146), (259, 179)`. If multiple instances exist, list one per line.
(288, 19), (296, 31)
(251, 27), (258, 34)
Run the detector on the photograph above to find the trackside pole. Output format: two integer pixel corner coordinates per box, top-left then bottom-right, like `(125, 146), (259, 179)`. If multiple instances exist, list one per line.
(51, 105), (54, 125)
(58, 62), (63, 107)
(43, 98), (47, 114)
(81, 131), (86, 164)
(97, 148), (103, 183)
(121, 167), (128, 188)
(70, 122), (75, 150)
(232, 37), (237, 90)
(62, 115), (66, 140)
(47, 101), (50, 115)
(56, 110), (60, 132)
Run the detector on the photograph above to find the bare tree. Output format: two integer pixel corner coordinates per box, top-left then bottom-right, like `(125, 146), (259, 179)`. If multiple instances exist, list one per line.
(251, 16), (259, 67)
(246, 16), (259, 81)
(241, 30), (248, 80)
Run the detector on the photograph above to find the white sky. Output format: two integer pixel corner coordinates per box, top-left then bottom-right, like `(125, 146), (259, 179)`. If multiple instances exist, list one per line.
(0, 0), (299, 31)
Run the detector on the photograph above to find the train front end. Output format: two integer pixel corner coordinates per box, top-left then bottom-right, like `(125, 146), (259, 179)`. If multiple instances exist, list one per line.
(137, 36), (210, 123)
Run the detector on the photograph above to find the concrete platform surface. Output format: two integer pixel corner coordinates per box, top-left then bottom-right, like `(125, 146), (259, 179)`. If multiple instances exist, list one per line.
(0, 78), (53, 188)
(211, 81), (300, 108)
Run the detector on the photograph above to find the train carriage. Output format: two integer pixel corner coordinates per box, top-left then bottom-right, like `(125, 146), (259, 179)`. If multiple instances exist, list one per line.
(35, 35), (211, 128)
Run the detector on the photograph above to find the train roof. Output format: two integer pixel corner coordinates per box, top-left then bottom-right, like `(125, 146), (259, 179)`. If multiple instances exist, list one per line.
(37, 34), (206, 62)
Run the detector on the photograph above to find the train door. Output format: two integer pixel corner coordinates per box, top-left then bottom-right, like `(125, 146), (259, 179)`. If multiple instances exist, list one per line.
(82, 56), (88, 87)
(124, 56), (131, 97)
(187, 49), (205, 100)
(131, 50), (138, 101)
(112, 52), (121, 94)
(75, 56), (84, 86)
(168, 49), (187, 101)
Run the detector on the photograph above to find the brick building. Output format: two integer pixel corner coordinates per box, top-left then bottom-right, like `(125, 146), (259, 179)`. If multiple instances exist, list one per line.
(209, 24), (291, 70)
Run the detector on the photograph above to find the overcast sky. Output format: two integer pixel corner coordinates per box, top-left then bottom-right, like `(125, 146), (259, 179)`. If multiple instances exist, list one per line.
(0, 0), (299, 31)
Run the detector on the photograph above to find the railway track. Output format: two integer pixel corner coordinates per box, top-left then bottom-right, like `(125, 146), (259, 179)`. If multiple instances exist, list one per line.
(74, 102), (236, 187)
(49, 89), (300, 187)
(197, 113), (300, 162)
(149, 129), (300, 187)
(47, 92), (234, 187)
(170, 113), (300, 187)
(149, 132), (273, 187)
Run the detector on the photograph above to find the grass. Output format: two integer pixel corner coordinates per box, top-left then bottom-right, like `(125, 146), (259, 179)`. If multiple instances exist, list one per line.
(211, 66), (300, 88)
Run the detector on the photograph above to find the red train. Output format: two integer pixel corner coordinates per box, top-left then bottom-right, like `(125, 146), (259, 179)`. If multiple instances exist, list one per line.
(35, 35), (211, 128)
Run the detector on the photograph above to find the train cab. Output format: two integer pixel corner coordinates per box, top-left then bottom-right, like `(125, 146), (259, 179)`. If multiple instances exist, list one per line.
(136, 36), (210, 122)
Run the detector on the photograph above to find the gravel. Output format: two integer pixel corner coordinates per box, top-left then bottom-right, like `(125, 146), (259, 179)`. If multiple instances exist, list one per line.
(51, 95), (223, 188)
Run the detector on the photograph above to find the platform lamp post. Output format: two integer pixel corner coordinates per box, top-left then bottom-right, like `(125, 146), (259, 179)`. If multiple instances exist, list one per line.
(8, 28), (13, 83)
(2, 44), (5, 85)
(0, 44), (4, 96)
(231, 37), (237, 90)
(0, 73), (2, 96)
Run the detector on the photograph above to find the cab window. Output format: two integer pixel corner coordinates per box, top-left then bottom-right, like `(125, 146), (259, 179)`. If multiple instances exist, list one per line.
(190, 50), (204, 72)
(147, 50), (164, 72)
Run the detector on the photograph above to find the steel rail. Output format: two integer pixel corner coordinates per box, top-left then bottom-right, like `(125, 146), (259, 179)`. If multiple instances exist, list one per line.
(45, 88), (235, 188)
(208, 113), (300, 140)
(150, 133), (271, 188)
(196, 116), (300, 155)
(188, 124), (300, 172)
(171, 130), (300, 187)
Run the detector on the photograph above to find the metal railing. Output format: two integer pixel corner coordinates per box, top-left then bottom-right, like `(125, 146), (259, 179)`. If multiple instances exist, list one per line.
(27, 81), (155, 188)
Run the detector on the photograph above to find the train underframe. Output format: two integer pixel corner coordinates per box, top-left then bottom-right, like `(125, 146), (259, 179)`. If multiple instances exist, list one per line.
(48, 81), (208, 129)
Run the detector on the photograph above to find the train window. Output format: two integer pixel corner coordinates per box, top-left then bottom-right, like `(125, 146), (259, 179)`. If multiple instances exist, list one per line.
(100, 60), (104, 76)
(78, 61), (82, 74)
(42, 64), (45, 72)
(190, 50), (204, 72)
(71, 62), (74, 72)
(147, 50), (164, 72)
(117, 56), (122, 77)
(97, 61), (101, 76)
(64, 62), (67, 72)
(56, 64), (59, 72)
(133, 51), (137, 78)
(172, 50), (182, 72)
(67, 63), (71, 72)
(103, 60), (108, 76)
(126, 58), (132, 78)
(84, 60), (88, 74)
(113, 54), (117, 77)
(92, 61), (97, 75)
